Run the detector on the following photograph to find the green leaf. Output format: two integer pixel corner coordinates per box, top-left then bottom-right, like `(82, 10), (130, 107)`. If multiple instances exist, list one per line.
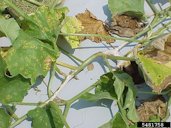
(0, 18), (20, 42)
(99, 119), (113, 128)
(81, 92), (116, 101)
(95, 72), (117, 99)
(0, 56), (30, 104)
(108, 0), (145, 19)
(25, 6), (68, 42)
(5, 31), (58, 84)
(100, 112), (127, 128)
(28, 102), (67, 128)
(28, 107), (52, 128)
(49, 101), (66, 127)
(0, 108), (11, 128)
(127, 102), (139, 122)
(61, 16), (83, 48)
(0, 2), (7, 12)
(113, 73), (126, 100)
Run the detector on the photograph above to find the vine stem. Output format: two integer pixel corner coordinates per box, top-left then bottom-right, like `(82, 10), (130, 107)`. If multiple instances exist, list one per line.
(59, 33), (141, 42)
(43, 52), (135, 105)
(56, 61), (78, 70)
(63, 82), (97, 118)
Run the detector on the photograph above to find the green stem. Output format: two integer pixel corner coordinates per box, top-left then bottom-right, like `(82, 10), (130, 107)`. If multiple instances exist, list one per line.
(117, 102), (129, 128)
(56, 61), (78, 70)
(63, 82), (97, 118)
(44, 52), (134, 106)
(11, 102), (41, 106)
(59, 33), (141, 43)
(58, 46), (83, 63)
(10, 115), (27, 128)
(55, 66), (67, 77)
(47, 64), (56, 98)
(5, 106), (19, 121)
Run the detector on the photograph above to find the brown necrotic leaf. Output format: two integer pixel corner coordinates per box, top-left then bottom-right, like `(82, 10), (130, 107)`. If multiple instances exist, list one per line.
(76, 10), (114, 43)
(105, 14), (146, 37)
(137, 96), (166, 122)
(136, 33), (171, 93)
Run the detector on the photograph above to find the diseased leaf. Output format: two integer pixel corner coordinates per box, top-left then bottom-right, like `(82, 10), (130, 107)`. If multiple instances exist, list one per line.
(4, 31), (58, 84)
(49, 101), (66, 128)
(0, 108), (11, 128)
(105, 15), (145, 37)
(0, 56), (30, 104)
(61, 16), (83, 48)
(12, 0), (38, 14)
(25, 6), (68, 42)
(137, 97), (167, 122)
(0, 18), (20, 41)
(28, 107), (52, 128)
(76, 10), (115, 43)
(136, 33), (171, 93)
(108, 0), (145, 19)
(28, 102), (67, 128)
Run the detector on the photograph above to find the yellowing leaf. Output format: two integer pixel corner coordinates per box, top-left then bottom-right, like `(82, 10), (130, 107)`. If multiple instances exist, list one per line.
(61, 16), (83, 48)
(136, 33), (171, 93)
(76, 10), (115, 43)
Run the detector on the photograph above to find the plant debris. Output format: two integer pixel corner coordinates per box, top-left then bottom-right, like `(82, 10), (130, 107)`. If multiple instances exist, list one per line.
(105, 15), (146, 37)
(76, 10), (114, 43)
(137, 96), (167, 122)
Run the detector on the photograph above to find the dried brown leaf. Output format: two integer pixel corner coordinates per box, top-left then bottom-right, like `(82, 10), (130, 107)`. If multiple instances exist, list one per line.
(76, 10), (114, 43)
(137, 97), (167, 122)
(87, 63), (94, 71)
(105, 15), (145, 37)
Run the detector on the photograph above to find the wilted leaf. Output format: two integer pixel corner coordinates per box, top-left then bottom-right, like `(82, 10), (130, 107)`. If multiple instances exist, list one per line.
(136, 33), (171, 93)
(105, 15), (145, 37)
(0, 56), (30, 104)
(108, 0), (145, 19)
(61, 16), (83, 48)
(0, 18), (20, 42)
(0, 108), (11, 128)
(76, 10), (115, 43)
(4, 31), (58, 84)
(25, 6), (68, 42)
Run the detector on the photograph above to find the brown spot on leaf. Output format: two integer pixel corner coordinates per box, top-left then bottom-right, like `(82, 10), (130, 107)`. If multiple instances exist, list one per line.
(105, 15), (146, 37)
(76, 10), (114, 43)
(137, 96), (167, 122)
